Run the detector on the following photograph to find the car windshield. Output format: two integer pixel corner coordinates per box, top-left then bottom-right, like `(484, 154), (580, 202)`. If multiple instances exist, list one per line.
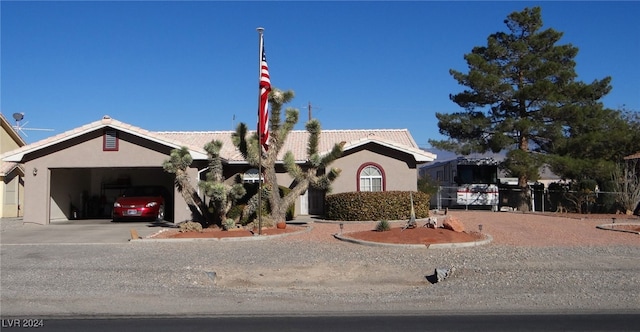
(122, 186), (164, 197)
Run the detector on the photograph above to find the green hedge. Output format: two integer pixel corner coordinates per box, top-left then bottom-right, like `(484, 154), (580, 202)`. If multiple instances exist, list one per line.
(325, 191), (430, 221)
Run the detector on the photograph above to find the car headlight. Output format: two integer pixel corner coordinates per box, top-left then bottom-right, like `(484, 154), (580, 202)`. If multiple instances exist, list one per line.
(113, 202), (121, 207)
(146, 202), (158, 208)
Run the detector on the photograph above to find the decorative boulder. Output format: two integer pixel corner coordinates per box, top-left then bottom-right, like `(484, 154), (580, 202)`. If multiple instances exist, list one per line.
(442, 216), (465, 232)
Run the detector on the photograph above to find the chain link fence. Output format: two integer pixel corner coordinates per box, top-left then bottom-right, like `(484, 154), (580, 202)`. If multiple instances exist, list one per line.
(434, 185), (639, 214)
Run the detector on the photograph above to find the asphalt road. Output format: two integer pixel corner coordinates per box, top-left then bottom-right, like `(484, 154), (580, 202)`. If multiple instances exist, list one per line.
(1, 314), (639, 332)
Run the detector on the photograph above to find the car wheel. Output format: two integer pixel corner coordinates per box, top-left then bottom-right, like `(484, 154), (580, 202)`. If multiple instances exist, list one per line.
(156, 205), (165, 222)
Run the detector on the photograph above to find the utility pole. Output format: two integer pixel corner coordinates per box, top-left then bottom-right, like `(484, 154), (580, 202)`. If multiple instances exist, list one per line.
(307, 101), (312, 122)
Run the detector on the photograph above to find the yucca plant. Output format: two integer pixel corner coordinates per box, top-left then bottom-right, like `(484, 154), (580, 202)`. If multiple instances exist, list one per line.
(375, 220), (391, 232)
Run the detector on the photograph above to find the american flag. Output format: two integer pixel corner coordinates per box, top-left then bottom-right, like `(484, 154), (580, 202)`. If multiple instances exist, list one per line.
(258, 33), (270, 150)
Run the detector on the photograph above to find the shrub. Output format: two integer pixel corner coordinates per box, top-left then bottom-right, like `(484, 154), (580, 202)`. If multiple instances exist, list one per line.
(223, 219), (236, 231)
(227, 204), (244, 222)
(375, 220), (391, 232)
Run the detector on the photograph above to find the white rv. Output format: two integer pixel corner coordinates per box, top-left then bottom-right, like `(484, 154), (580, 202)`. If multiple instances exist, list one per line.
(420, 157), (499, 210)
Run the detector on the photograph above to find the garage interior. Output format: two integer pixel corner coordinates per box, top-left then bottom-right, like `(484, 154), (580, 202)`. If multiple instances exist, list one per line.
(49, 167), (175, 222)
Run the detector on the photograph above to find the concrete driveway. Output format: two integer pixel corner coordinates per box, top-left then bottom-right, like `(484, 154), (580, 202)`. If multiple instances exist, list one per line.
(0, 218), (171, 244)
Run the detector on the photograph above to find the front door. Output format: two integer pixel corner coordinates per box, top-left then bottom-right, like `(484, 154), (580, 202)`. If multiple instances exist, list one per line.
(308, 188), (325, 215)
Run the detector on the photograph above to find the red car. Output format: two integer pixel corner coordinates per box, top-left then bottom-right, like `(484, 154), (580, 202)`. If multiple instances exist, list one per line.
(112, 186), (168, 222)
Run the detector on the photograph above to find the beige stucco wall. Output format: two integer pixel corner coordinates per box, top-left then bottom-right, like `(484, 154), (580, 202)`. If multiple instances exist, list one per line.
(20, 131), (194, 224)
(1, 126), (23, 152)
(331, 147), (417, 194)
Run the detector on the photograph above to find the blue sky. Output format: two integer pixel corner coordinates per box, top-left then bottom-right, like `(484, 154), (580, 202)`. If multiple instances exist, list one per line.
(2, 1), (638, 149)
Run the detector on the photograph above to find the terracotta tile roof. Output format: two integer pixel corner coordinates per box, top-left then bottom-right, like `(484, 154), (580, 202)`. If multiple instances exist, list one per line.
(1, 116), (436, 163)
(157, 129), (436, 162)
(1, 115), (208, 162)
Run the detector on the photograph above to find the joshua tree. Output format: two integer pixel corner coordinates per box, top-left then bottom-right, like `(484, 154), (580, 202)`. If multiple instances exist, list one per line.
(233, 88), (343, 223)
(163, 141), (247, 227)
(162, 147), (211, 225)
(198, 140), (246, 226)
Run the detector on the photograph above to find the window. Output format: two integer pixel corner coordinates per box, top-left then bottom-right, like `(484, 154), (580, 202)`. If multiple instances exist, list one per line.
(358, 163), (384, 192)
(242, 168), (263, 183)
(4, 176), (17, 204)
(103, 130), (119, 151)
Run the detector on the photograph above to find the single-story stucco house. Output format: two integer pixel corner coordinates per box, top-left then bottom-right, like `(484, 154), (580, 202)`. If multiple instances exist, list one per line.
(0, 115), (436, 225)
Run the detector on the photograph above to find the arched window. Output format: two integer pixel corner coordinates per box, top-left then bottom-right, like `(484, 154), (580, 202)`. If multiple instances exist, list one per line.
(358, 163), (385, 192)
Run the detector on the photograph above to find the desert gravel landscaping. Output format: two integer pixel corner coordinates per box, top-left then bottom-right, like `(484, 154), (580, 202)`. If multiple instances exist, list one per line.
(1, 211), (639, 317)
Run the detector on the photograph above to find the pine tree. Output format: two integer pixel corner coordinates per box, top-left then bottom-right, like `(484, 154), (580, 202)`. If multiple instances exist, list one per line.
(233, 88), (343, 223)
(429, 7), (612, 211)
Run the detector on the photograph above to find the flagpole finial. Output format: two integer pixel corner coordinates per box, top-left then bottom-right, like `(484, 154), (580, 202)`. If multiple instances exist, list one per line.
(257, 27), (264, 34)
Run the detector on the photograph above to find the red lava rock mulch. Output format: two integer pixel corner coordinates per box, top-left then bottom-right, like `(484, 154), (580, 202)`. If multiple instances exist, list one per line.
(342, 226), (484, 245)
(149, 226), (301, 239)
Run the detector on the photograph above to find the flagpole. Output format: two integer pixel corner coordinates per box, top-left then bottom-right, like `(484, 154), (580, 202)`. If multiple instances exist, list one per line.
(256, 27), (264, 236)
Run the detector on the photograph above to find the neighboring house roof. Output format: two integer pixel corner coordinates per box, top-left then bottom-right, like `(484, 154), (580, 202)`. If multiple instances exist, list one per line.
(1, 112), (27, 176)
(624, 152), (640, 160)
(1, 115), (435, 164)
(0, 112), (27, 148)
(0, 162), (24, 177)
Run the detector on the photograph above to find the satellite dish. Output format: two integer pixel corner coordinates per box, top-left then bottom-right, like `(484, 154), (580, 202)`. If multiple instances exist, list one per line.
(11, 113), (54, 137)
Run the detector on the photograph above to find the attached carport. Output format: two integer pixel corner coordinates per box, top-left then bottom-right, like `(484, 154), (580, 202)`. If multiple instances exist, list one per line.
(1, 116), (207, 225)
(50, 167), (174, 222)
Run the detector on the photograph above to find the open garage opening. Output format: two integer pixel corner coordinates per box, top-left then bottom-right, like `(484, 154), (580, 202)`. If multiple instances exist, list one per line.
(49, 167), (175, 223)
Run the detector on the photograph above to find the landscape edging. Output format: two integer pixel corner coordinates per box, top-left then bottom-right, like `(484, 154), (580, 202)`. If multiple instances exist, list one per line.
(134, 225), (312, 243)
(333, 232), (493, 249)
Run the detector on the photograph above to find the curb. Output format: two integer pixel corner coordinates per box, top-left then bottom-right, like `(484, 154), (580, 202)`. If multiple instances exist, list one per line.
(314, 217), (435, 225)
(332, 232), (493, 249)
(596, 223), (640, 235)
(132, 225), (313, 243)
